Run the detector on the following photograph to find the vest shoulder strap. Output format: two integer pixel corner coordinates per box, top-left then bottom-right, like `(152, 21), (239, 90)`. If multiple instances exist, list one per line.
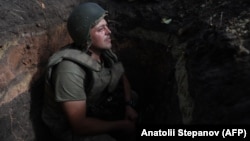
(47, 48), (101, 71)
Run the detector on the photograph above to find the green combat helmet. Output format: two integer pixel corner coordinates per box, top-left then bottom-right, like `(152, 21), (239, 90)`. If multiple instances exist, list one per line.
(67, 2), (107, 48)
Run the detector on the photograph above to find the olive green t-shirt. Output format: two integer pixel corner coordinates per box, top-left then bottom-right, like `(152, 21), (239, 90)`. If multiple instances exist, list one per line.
(53, 60), (87, 101)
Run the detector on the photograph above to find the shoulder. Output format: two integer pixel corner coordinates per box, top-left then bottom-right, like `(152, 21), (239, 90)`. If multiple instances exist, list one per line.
(55, 60), (86, 76)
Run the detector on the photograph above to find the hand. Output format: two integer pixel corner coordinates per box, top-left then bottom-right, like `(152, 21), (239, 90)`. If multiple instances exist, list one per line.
(125, 105), (138, 123)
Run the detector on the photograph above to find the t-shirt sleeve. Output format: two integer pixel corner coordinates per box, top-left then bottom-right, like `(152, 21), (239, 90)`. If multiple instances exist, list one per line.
(52, 60), (87, 102)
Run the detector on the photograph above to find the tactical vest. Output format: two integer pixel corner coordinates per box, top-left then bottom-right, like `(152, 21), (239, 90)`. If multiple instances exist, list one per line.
(45, 45), (124, 96)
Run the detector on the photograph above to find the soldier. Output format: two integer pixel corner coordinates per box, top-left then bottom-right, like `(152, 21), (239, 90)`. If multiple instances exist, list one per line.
(42, 2), (138, 141)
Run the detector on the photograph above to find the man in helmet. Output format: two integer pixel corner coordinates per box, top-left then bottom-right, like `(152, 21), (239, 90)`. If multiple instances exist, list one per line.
(42, 2), (138, 141)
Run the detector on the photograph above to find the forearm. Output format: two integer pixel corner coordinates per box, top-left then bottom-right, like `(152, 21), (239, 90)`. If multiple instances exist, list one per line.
(122, 75), (132, 102)
(121, 74), (138, 123)
(62, 100), (135, 136)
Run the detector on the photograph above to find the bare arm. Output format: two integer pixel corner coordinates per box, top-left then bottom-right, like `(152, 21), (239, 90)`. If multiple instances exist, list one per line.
(61, 100), (135, 135)
(122, 74), (138, 122)
(122, 75), (132, 102)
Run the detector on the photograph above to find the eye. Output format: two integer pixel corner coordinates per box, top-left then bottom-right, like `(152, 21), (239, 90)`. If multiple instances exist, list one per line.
(97, 27), (104, 32)
(97, 25), (110, 32)
(96, 25), (106, 32)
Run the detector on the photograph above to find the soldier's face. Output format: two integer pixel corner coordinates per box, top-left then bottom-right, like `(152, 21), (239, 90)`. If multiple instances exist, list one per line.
(89, 18), (112, 50)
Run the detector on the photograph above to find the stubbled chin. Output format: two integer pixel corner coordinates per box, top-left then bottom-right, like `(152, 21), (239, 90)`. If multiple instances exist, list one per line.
(105, 42), (112, 48)
(101, 43), (112, 49)
(106, 45), (112, 49)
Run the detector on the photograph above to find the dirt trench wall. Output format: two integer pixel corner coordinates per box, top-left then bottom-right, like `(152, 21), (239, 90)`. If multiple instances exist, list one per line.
(0, 0), (80, 140)
(105, 0), (250, 125)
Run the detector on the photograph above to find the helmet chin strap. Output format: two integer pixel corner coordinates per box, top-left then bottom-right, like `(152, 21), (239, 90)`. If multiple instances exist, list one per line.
(86, 40), (92, 52)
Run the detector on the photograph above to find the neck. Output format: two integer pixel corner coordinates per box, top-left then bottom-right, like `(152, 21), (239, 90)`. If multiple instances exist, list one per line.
(88, 48), (103, 63)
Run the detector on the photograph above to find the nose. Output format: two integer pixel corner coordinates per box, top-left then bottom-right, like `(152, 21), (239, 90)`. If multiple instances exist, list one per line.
(105, 26), (111, 34)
